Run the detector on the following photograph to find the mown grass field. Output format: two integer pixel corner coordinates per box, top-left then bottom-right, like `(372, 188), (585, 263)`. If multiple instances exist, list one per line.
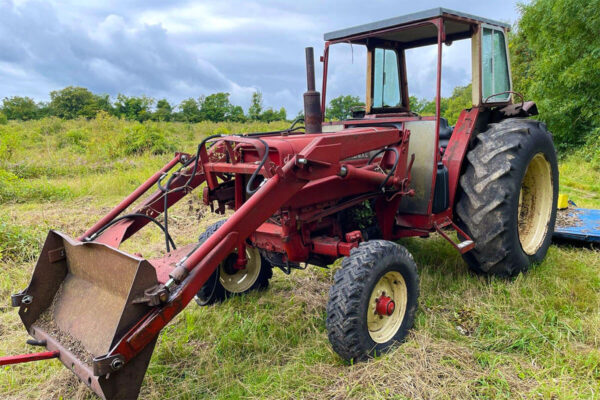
(0, 117), (599, 399)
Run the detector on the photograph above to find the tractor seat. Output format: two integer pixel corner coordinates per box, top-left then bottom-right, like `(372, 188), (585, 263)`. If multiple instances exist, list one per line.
(438, 117), (453, 151)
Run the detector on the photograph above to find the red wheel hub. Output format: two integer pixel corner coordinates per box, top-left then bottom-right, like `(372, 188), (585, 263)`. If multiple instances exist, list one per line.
(375, 295), (395, 316)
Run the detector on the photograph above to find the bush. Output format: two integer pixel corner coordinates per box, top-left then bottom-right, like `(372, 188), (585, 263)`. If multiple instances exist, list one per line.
(0, 127), (20, 160)
(1, 96), (39, 120)
(0, 113), (7, 125)
(58, 128), (88, 152)
(576, 128), (600, 170)
(511, 0), (600, 148)
(120, 123), (176, 155)
(47, 87), (114, 119)
(37, 117), (64, 136)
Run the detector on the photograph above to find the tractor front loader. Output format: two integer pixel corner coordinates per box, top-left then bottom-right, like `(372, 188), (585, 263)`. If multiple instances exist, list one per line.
(1, 8), (559, 400)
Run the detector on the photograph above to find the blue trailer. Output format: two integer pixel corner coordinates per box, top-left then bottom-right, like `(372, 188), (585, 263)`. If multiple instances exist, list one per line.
(553, 208), (600, 243)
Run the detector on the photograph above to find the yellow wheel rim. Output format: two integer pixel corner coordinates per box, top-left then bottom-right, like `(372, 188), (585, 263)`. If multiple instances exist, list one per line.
(219, 246), (261, 293)
(518, 153), (553, 255)
(367, 271), (407, 343)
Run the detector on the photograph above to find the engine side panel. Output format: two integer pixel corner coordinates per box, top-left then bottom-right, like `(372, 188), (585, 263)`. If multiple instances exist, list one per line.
(397, 120), (437, 215)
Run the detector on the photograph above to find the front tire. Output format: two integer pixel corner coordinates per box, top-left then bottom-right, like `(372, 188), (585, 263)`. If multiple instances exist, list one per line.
(195, 220), (272, 306)
(455, 118), (558, 277)
(326, 240), (419, 361)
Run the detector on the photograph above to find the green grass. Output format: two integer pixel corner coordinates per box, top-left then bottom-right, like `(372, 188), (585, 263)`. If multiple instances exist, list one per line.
(0, 117), (599, 399)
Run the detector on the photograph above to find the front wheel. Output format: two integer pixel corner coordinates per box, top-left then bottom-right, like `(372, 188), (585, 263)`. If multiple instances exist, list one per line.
(326, 240), (420, 361)
(195, 220), (272, 306)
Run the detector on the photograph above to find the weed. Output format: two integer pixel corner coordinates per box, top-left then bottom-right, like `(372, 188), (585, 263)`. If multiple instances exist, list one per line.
(120, 123), (176, 156)
(58, 128), (88, 153)
(0, 126), (21, 160)
(0, 218), (42, 262)
(0, 168), (72, 204)
(37, 117), (64, 136)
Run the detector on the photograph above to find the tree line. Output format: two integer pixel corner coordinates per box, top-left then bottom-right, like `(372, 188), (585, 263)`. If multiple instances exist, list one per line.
(0, 84), (471, 127)
(0, 87), (287, 124)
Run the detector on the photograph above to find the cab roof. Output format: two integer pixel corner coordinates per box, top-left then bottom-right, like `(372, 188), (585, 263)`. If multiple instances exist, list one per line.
(324, 8), (510, 47)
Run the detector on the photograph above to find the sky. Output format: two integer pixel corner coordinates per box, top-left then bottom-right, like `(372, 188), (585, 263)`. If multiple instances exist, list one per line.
(0, 0), (525, 115)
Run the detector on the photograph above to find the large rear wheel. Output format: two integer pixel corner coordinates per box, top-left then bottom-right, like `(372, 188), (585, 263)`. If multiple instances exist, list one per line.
(455, 118), (558, 277)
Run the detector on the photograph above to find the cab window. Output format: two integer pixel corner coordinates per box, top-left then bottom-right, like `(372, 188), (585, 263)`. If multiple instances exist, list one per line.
(482, 27), (511, 102)
(372, 48), (402, 108)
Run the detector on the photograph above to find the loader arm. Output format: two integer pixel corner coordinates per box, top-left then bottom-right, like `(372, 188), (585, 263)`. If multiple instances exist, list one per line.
(94, 126), (405, 372)
(9, 126), (407, 400)
(94, 157), (309, 374)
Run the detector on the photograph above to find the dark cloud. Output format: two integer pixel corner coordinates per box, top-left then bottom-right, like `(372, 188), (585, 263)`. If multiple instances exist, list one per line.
(0, 0), (521, 113)
(0, 0), (246, 105)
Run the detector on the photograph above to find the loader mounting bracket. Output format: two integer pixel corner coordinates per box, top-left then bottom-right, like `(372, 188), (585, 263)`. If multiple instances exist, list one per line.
(132, 284), (170, 306)
(93, 354), (126, 376)
(11, 291), (28, 307)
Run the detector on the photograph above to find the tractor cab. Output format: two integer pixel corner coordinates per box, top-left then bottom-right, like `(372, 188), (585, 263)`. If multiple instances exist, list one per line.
(314, 9), (521, 217)
(321, 8), (514, 124)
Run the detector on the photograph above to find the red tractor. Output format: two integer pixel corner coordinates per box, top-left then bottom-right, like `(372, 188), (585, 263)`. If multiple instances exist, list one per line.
(2, 8), (558, 399)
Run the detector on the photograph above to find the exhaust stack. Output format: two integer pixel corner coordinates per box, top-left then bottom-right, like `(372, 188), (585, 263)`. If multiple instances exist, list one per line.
(303, 47), (322, 134)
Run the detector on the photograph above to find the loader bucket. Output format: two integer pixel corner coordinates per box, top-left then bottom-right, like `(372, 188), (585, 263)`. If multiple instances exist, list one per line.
(13, 230), (159, 400)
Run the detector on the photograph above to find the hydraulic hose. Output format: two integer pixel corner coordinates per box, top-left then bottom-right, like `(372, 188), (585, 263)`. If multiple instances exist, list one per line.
(84, 213), (176, 250)
(367, 147), (400, 191)
(245, 137), (270, 195)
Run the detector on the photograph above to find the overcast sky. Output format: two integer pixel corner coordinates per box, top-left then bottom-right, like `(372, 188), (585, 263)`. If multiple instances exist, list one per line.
(0, 0), (525, 115)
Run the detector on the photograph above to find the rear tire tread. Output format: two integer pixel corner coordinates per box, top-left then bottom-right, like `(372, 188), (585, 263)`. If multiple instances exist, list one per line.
(455, 118), (558, 277)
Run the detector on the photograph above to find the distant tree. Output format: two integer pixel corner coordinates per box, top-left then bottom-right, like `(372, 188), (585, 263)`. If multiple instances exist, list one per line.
(95, 94), (114, 115)
(259, 107), (287, 122)
(199, 92), (234, 122)
(259, 108), (277, 122)
(1, 96), (39, 120)
(326, 95), (364, 121)
(510, 0), (600, 148)
(49, 86), (109, 119)
(444, 84), (472, 125)
(229, 105), (246, 122)
(407, 86), (470, 124)
(408, 96), (430, 115)
(416, 97), (448, 118)
(178, 98), (202, 123)
(153, 99), (173, 121)
(115, 94), (154, 122)
(248, 91), (263, 121)
(37, 102), (52, 118)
